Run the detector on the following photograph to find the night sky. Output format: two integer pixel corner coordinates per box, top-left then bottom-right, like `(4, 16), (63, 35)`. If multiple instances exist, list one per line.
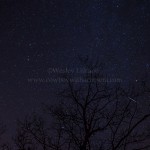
(0, 0), (150, 141)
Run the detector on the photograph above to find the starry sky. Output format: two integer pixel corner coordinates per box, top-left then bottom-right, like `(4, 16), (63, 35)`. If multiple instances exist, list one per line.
(0, 0), (150, 140)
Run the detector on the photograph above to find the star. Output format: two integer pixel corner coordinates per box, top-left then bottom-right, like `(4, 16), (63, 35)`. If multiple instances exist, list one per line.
(29, 43), (32, 47)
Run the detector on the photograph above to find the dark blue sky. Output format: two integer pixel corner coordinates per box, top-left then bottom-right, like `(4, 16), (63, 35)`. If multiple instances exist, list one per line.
(0, 0), (150, 141)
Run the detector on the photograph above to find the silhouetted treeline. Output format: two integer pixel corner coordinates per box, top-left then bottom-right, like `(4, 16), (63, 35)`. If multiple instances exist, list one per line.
(1, 58), (150, 150)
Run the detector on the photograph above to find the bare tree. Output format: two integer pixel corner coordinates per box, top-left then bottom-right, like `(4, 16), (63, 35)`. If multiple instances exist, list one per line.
(14, 123), (37, 150)
(16, 114), (67, 150)
(45, 58), (150, 150)
(0, 144), (12, 150)
(17, 58), (150, 150)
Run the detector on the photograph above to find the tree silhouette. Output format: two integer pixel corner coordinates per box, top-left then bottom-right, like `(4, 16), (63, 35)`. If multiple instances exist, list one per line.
(17, 58), (150, 150)
(14, 123), (37, 150)
(0, 144), (12, 150)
